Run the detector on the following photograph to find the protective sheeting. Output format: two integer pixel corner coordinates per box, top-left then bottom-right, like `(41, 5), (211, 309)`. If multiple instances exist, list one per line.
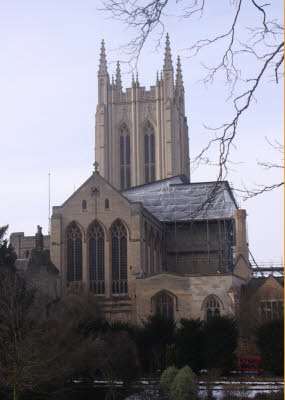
(122, 175), (237, 221)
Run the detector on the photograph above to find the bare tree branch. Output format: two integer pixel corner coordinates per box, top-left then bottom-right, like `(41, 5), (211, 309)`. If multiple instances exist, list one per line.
(101, 0), (284, 199)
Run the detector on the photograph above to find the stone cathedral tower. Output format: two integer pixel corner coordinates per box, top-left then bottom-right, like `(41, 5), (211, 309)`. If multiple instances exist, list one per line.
(95, 34), (190, 189)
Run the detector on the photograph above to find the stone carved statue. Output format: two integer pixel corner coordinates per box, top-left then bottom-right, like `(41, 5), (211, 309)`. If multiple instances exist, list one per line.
(35, 225), (44, 251)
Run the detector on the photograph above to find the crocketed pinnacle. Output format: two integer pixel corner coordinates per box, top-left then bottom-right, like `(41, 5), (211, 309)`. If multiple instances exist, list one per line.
(136, 72), (140, 87)
(163, 33), (173, 71)
(115, 61), (122, 90)
(98, 39), (108, 75)
(176, 56), (184, 90)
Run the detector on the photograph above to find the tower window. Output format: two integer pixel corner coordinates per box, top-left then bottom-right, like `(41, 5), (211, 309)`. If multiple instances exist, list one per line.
(82, 200), (87, 211)
(120, 124), (131, 189)
(66, 222), (82, 282)
(105, 198), (109, 209)
(144, 121), (155, 183)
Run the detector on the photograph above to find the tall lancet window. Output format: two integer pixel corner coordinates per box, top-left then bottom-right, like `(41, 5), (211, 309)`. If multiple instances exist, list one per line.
(111, 220), (128, 294)
(144, 121), (155, 183)
(88, 221), (105, 294)
(66, 222), (82, 282)
(120, 124), (131, 189)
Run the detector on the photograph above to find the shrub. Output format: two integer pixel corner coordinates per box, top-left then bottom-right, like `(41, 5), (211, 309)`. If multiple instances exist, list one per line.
(256, 319), (284, 375)
(159, 365), (179, 395)
(136, 314), (176, 373)
(176, 318), (205, 372)
(169, 365), (198, 400)
(203, 316), (238, 374)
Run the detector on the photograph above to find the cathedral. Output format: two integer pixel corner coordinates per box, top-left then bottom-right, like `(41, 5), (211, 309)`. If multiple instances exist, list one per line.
(11, 36), (254, 324)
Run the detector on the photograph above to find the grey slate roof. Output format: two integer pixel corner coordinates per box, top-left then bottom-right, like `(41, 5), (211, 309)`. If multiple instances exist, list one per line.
(121, 175), (238, 222)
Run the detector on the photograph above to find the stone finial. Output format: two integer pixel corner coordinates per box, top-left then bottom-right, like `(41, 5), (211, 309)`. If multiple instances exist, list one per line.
(35, 225), (44, 251)
(156, 71), (160, 85)
(176, 56), (184, 92)
(98, 39), (108, 76)
(163, 33), (173, 71)
(115, 61), (122, 90)
(93, 161), (99, 173)
(136, 72), (140, 87)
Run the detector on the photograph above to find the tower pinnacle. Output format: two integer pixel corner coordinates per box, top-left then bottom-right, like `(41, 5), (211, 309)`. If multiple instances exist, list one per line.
(115, 61), (122, 90)
(176, 56), (184, 92)
(163, 33), (173, 71)
(98, 39), (108, 75)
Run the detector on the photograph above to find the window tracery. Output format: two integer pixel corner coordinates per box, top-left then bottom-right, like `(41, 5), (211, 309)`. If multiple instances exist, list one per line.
(88, 221), (105, 294)
(66, 222), (82, 282)
(154, 291), (174, 320)
(120, 124), (131, 189)
(111, 220), (128, 294)
(144, 121), (155, 183)
(204, 295), (221, 320)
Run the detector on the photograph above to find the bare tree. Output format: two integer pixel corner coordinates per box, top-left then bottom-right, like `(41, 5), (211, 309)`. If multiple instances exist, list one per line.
(0, 271), (103, 400)
(101, 0), (283, 198)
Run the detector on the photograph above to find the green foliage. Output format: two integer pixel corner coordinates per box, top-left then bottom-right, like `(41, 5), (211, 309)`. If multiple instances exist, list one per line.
(165, 344), (177, 367)
(176, 318), (205, 372)
(159, 365), (178, 394)
(256, 319), (284, 375)
(136, 314), (176, 373)
(78, 317), (109, 338)
(0, 225), (17, 269)
(203, 316), (238, 374)
(109, 320), (136, 337)
(169, 365), (198, 400)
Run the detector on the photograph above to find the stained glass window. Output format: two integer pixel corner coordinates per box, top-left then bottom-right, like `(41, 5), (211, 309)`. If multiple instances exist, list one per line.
(144, 121), (155, 183)
(66, 222), (82, 282)
(88, 221), (105, 294)
(111, 221), (128, 294)
(120, 124), (131, 189)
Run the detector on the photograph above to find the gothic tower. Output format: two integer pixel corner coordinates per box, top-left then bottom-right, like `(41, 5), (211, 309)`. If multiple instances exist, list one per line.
(95, 35), (190, 189)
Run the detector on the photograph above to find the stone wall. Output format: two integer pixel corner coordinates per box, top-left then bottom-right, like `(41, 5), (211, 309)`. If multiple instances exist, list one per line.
(135, 272), (244, 324)
(10, 232), (50, 259)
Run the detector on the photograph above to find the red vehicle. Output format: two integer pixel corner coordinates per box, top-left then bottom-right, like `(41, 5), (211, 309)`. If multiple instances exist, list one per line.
(237, 356), (264, 373)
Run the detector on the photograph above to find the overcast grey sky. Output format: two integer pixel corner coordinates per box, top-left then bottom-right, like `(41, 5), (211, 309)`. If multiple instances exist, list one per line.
(0, 0), (283, 265)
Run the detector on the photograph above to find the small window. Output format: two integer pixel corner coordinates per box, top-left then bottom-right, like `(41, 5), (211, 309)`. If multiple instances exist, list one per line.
(82, 200), (87, 211)
(25, 250), (30, 259)
(260, 300), (283, 321)
(154, 291), (174, 320)
(204, 295), (221, 320)
(105, 199), (109, 209)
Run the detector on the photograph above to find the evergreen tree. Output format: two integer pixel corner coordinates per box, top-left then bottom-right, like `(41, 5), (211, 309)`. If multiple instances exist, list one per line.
(0, 225), (17, 269)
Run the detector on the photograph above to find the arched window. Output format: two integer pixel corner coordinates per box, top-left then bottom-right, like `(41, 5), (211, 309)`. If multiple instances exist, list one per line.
(154, 291), (174, 320)
(144, 121), (155, 183)
(204, 296), (221, 320)
(88, 221), (105, 294)
(111, 221), (128, 294)
(120, 124), (131, 189)
(66, 222), (82, 282)
(105, 198), (109, 209)
(82, 200), (87, 211)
